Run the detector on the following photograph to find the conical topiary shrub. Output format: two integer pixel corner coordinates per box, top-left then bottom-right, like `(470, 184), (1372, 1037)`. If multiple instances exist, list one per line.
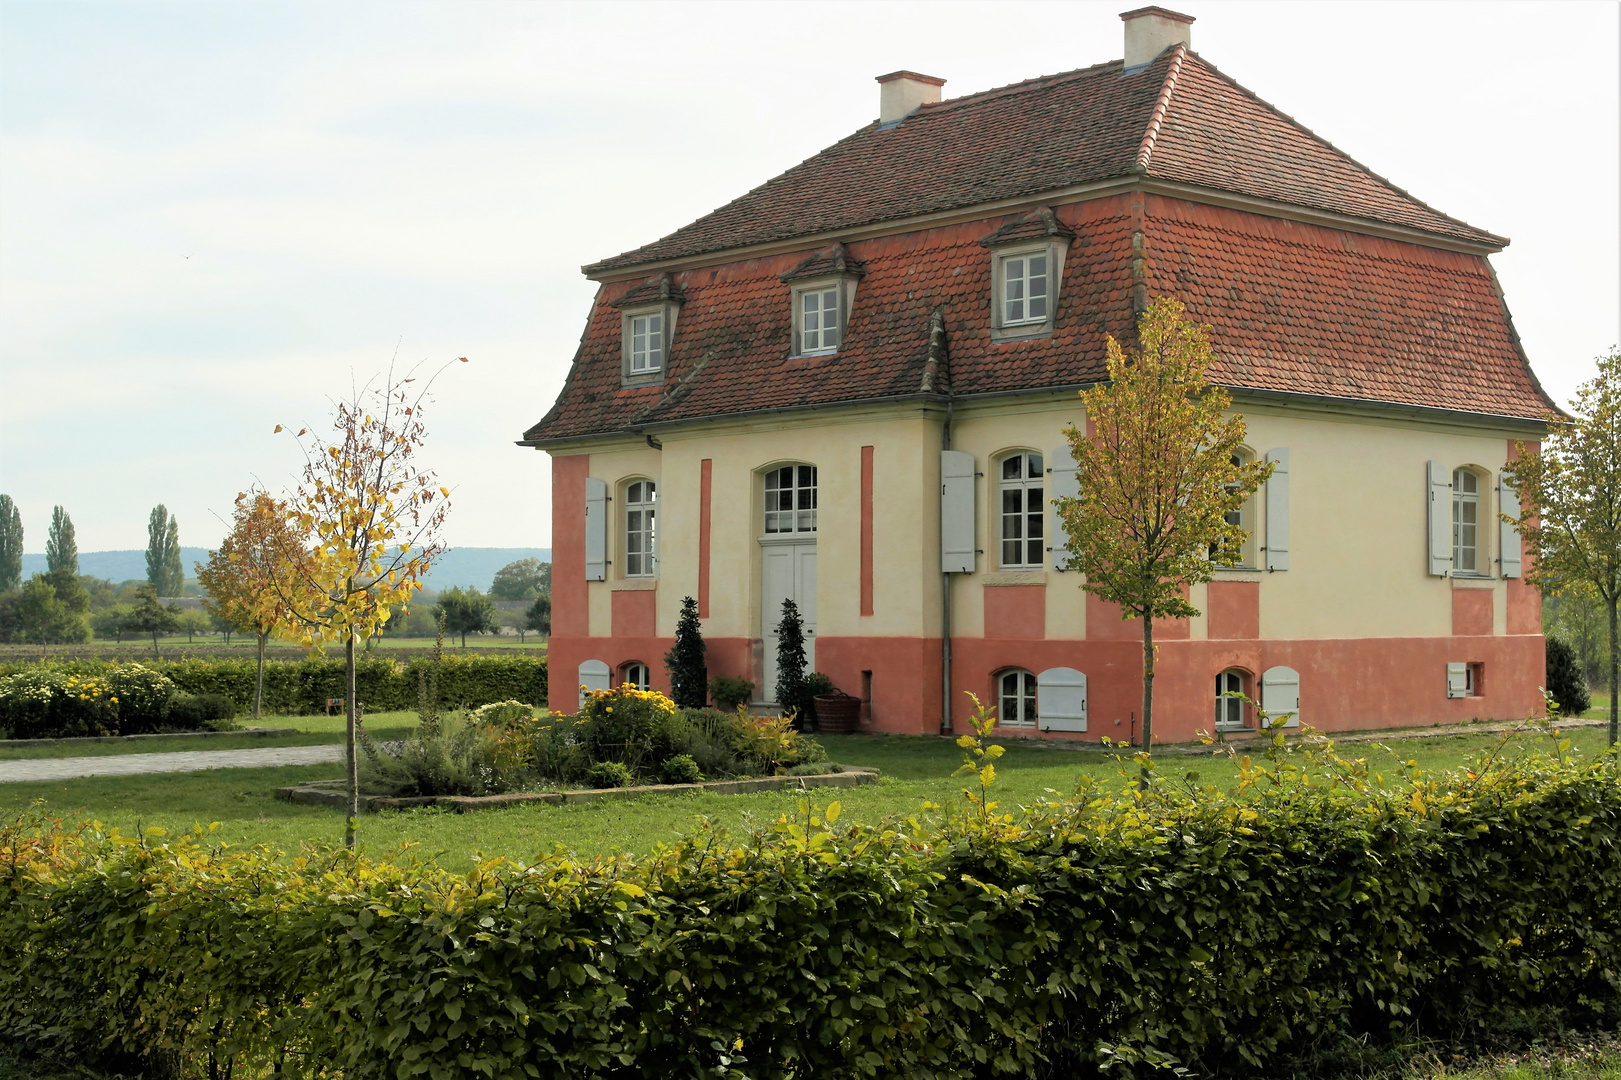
(663, 596), (708, 708)
(1546, 635), (1592, 718)
(774, 598), (808, 727)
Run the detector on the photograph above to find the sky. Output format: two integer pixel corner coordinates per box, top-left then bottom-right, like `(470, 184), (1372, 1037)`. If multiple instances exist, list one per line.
(2, 0), (1617, 554)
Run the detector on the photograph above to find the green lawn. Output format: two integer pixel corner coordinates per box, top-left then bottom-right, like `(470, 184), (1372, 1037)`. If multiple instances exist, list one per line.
(2, 721), (1613, 867)
(0, 712), (422, 759)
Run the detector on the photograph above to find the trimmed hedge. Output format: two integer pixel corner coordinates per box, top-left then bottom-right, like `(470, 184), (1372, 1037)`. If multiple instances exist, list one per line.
(0, 654), (547, 717)
(0, 738), (1617, 1079)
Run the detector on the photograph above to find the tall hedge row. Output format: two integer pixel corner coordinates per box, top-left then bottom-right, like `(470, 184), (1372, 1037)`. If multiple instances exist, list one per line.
(0, 654), (547, 716)
(1, 741), (1617, 1079)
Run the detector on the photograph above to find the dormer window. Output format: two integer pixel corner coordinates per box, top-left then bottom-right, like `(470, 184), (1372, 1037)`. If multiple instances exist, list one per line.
(780, 243), (866, 359)
(979, 207), (1073, 342)
(611, 273), (685, 386)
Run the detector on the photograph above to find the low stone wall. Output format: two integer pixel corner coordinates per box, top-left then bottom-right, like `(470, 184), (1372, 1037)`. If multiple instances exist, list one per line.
(275, 767), (879, 814)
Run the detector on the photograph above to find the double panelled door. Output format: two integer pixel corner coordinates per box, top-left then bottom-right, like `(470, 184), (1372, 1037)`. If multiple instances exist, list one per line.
(760, 464), (817, 702)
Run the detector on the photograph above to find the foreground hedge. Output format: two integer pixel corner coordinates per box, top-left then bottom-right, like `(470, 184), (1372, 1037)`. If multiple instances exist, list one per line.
(0, 653), (547, 718)
(1, 737), (1617, 1079)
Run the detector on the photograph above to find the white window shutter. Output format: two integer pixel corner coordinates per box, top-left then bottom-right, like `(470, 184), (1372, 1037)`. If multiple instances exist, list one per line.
(1260, 665), (1300, 728)
(1498, 476), (1522, 578)
(940, 450), (976, 574)
(1037, 667), (1087, 731)
(1446, 661), (1469, 699)
(584, 478), (608, 581)
(1427, 461), (1452, 577)
(578, 659), (611, 706)
(1047, 447), (1079, 571)
(1264, 448), (1290, 571)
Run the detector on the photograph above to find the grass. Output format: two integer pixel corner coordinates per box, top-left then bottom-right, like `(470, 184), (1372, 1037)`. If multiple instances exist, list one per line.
(1, 720), (1613, 867)
(0, 711), (422, 759)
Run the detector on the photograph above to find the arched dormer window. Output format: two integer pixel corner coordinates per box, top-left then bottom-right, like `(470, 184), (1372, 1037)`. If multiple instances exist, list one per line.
(764, 464), (817, 534)
(1452, 467), (1486, 574)
(998, 450), (1044, 569)
(997, 668), (1037, 727)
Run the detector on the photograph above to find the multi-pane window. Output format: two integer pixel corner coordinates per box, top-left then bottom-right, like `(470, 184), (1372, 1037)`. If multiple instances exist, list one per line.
(1215, 670), (1246, 728)
(1214, 452), (1251, 566)
(999, 669), (1037, 727)
(1001, 252), (1049, 325)
(799, 287), (841, 354)
(1452, 469), (1479, 573)
(629, 312), (664, 374)
(765, 465), (817, 534)
(622, 662), (651, 691)
(625, 480), (657, 577)
(1000, 451), (1044, 568)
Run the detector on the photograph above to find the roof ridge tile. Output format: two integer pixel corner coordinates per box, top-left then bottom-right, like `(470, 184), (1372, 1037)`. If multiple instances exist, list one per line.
(1133, 42), (1187, 174)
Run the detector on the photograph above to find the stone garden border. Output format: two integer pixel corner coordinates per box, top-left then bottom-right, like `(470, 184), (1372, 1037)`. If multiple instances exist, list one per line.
(0, 727), (298, 749)
(275, 766), (880, 814)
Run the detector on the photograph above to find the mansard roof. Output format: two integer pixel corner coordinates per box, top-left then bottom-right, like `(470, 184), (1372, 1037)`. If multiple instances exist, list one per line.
(583, 48), (1502, 277)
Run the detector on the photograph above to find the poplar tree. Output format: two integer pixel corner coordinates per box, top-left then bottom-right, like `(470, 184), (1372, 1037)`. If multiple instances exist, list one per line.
(664, 595), (707, 707)
(148, 505), (184, 596)
(1503, 347), (1621, 745)
(1054, 297), (1271, 751)
(45, 506), (77, 575)
(0, 495), (21, 592)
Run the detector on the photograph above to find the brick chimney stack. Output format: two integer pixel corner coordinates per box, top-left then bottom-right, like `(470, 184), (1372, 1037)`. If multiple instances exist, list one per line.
(876, 70), (946, 125)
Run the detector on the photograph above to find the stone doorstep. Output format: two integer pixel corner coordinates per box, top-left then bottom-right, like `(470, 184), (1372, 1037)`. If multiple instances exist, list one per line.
(274, 767), (880, 814)
(0, 727), (299, 749)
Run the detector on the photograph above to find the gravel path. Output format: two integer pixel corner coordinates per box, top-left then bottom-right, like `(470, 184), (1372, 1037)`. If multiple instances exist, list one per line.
(0, 744), (344, 783)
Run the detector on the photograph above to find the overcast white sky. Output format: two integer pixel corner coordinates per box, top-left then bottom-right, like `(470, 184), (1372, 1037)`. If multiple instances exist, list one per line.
(2, 0), (1617, 554)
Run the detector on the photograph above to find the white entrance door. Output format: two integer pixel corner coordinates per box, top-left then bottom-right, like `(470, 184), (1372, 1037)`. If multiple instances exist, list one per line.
(761, 540), (817, 702)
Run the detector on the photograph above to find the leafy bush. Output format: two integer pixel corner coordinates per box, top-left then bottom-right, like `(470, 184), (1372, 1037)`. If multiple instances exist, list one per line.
(578, 684), (676, 775)
(1, 736), (1616, 1080)
(707, 674), (754, 711)
(660, 754), (702, 784)
(166, 693), (239, 732)
(466, 699), (540, 729)
(359, 712), (534, 797)
(1547, 634), (1593, 717)
(586, 760), (632, 788)
(0, 664), (178, 739)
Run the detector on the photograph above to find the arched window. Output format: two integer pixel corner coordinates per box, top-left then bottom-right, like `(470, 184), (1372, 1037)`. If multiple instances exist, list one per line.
(765, 465), (817, 534)
(1452, 468), (1482, 573)
(999, 451), (1044, 568)
(1215, 669), (1247, 729)
(998, 668), (1037, 727)
(621, 662), (651, 691)
(624, 479), (657, 577)
(1213, 450), (1256, 567)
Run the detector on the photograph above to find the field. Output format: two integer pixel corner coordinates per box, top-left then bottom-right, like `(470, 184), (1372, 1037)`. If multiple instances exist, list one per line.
(2, 708), (1612, 866)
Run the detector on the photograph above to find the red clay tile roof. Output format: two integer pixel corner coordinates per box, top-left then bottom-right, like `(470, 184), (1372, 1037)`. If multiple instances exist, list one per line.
(523, 194), (1553, 445)
(583, 49), (1500, 276)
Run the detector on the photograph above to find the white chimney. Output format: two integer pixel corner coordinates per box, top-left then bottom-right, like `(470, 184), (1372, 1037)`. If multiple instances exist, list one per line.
(876, 70), (946, 125)
(1121, 6), (1194, 70)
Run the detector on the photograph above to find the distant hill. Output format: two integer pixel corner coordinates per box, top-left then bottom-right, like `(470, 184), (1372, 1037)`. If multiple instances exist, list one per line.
(21, 546), (551, 594)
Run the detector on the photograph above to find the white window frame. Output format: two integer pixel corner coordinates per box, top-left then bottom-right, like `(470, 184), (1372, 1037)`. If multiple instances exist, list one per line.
(619, 303), (676, 385)
(790, 277), (850, 357)
(1452, 467), (1488, 576)
(622, 478), (658, 578)
(997, 450), (1045, 570)
(764, 464), (818, 535)
(990, 241), (1065, 339)
(1214, 448), (1258, 569)
(998, 668), (1037, 728)
(1215, 669), (1248, 730)
(621, 662), (651, 691)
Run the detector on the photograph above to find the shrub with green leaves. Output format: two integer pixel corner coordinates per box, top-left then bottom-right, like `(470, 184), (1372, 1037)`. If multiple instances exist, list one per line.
(359, 712), (533, 797)
(660, 754), (702, 784)
(0, 663), (179, 738)
(586, 760), (632, 788)
(707, 674), (754, 711)
(0, 735), (1616, 1080)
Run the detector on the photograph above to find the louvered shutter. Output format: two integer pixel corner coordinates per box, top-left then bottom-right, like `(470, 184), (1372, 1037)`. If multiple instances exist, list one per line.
(585, 477), (608, 581)
(1446, 662), (1469, 699)
(1427, 461), (1452, 577)
(940, 450), (976, 574)
(1037, 667), (1087, 731)
(1048, 447), (1079, 571)
(578, 659), (611, 706)
(1260, 665), (1301, 728)
(1264, 448), (1290, 571)
(1498, 476), (1522, 578)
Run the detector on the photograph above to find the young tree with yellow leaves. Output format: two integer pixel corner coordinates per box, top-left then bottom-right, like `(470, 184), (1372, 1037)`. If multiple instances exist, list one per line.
(196, 492), (313, 722)
(270, 361), (460, 848)
(1502, 348), (1621, 745)
(1054, 297), (1271, 751)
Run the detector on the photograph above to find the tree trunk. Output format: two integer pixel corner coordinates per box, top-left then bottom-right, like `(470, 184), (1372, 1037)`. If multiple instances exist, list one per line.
(254, 632), (267, 723)
(344, 629), (358, 851)
(1141, 612), (1155, 753)
(1608, 596), (1618, 747)
(151, 631), (160, 659)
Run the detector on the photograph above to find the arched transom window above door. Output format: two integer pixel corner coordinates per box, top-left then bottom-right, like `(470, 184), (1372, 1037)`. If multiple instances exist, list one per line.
(764, 465), (817, 534)
(999, 451), (1044, 569)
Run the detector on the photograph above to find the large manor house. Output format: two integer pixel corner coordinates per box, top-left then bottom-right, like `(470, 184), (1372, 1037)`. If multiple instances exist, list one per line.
(522, 7), (1553, 742)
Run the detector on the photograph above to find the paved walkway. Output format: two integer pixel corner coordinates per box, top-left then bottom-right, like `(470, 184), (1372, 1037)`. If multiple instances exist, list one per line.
(0, 745), (343, 783)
